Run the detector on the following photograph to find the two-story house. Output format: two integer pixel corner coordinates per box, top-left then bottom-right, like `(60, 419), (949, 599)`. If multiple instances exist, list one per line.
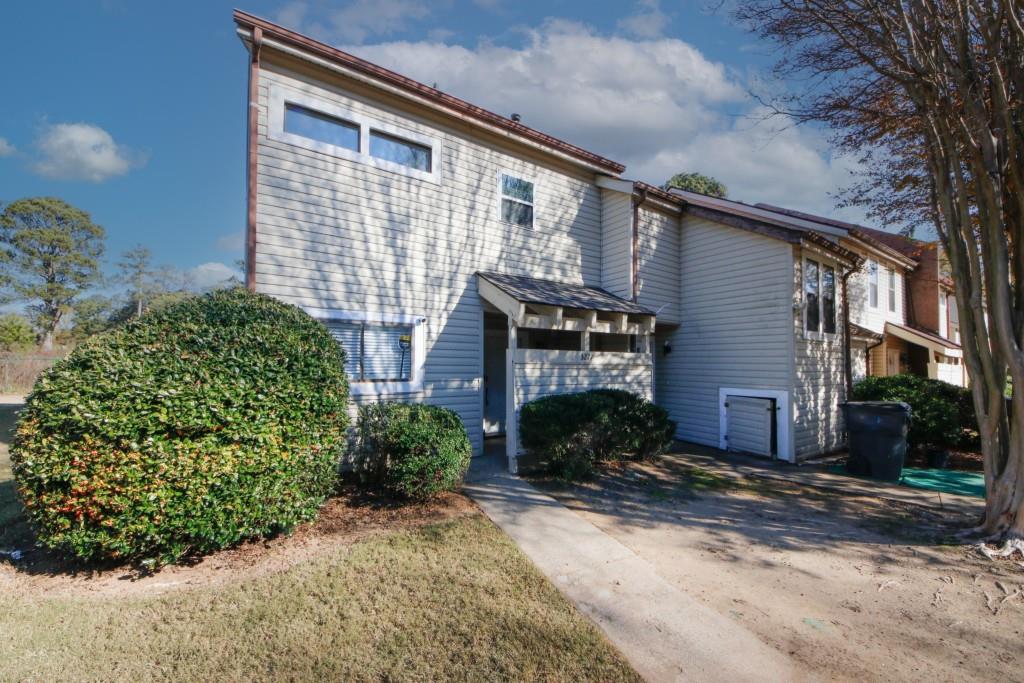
(234, 11), (954, 469)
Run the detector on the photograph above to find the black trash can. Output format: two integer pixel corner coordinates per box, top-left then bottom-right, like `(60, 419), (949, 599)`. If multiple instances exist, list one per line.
(842, 401), (912, 482)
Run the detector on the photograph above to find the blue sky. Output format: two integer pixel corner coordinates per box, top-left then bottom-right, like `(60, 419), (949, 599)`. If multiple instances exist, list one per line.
(0, 1), (863, 284)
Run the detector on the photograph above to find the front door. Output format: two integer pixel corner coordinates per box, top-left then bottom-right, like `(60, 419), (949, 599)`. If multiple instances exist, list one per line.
(886, 348), (901, 375)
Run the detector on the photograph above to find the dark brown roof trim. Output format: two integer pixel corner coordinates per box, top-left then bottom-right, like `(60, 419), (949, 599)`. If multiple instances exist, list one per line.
(233, 10), (626, 175)
(755, 203), (919, 267)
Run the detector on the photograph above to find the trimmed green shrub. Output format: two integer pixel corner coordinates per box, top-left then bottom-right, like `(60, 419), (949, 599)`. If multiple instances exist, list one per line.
(12, 288), (349, 566)
(357, 402), (472, 499)
(851, 374), (977, 449)
(519, 390), (676, 479)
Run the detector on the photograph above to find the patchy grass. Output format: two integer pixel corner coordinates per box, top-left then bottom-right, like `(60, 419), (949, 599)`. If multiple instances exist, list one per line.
(1, 516), (640, 682)
(0, 402), (640, 682)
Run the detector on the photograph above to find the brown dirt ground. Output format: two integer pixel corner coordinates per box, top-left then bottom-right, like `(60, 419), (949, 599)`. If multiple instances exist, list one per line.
(0, 486), (478, 598)
(532, 455), (1024, 683)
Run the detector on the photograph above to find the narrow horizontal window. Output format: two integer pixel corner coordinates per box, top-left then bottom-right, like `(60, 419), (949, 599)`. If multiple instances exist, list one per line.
(500, 173), (535, 228)
(325, 321), (414, 382)
(369, 130), (432, 172)
(284, 103), (359, 152)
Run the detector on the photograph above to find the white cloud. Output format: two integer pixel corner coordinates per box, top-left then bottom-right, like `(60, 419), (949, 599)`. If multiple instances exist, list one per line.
(32, 122), (144, 182)
(618, 0), (669, 39)
(350, 21), (860, 220)
(189, 262), (240, 290)
(275, 0), (433, 44)
(215, 231), (244, 253)
(0, 138), (14, 157)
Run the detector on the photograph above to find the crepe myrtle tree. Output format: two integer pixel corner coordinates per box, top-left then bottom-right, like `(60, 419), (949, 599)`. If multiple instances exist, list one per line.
(0, 198), (105, 350)
(734, 0), (1024, 555)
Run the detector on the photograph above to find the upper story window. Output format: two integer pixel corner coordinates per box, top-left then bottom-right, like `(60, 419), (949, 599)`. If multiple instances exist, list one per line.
(499, 172), (535, 228)
(868, 260), (879, 308)
(369, 129), (431, 172)
(805, 258), (836, 337)
(306, 307), (426, 396)
(269, 85), (441, 184)
(285, 103), (360, 152)
(888, 268), (898, 312)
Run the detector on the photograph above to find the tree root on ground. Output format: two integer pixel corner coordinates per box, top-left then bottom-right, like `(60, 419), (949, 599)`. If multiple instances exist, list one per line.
(976, 538), (1024, 561)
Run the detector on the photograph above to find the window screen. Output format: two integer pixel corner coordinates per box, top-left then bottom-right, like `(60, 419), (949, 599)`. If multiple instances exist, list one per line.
(284, 103), (360, 151)
(325, 321), (413, 382)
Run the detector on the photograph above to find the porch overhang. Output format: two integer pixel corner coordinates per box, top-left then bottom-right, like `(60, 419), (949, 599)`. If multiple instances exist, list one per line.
(885, 322), (962, 359)
(477, 271), (656, 334)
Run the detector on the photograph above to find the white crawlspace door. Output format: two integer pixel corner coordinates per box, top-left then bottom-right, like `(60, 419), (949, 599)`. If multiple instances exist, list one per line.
(725, 396), (774, 457)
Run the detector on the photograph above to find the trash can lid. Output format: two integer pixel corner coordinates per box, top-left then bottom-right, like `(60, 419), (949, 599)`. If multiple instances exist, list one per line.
(841, 401), (912, 414)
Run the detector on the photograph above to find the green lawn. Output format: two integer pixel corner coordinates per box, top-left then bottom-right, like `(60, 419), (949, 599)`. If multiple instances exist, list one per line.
(0, 405), (639, 682)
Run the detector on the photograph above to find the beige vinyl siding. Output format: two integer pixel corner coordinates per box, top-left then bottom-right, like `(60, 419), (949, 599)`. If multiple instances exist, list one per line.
(793, 250), (847, 459)
(656, 215), (793, 451)
(253, 58), (605, 453)
(601, 189), (633, 300)
(636, 207), (681, 324)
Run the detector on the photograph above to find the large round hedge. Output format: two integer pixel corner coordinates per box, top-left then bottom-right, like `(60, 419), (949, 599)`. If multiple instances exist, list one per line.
(12, 288), (349, 566)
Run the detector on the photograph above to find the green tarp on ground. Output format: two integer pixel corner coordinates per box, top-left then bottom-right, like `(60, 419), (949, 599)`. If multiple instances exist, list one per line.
(899, 467), (985, 498)
(828, 465), (986, 498)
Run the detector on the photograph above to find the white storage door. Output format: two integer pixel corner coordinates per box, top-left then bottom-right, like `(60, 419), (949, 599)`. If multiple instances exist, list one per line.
(726, 396), (774, 457)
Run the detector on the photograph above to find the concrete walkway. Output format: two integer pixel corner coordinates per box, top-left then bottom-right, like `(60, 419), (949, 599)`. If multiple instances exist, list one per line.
(465, 453), (804, 683)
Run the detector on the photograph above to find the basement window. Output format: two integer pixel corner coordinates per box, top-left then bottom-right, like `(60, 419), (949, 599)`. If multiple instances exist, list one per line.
(307, 308), (426, 396)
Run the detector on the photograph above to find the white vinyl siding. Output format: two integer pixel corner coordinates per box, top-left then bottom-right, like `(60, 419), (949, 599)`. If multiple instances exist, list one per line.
(601, 189), (633, 300)
(655, 215), (793, 453)
(793, 252), (846, 459)
(253, 60), (605, 453)
(636, 206), (681, 324)
(847, 254), (906, 334)
(515, 351), (652, 406)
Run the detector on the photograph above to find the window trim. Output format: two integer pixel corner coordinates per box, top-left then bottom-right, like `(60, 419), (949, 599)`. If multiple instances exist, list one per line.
(268, 85), (442, 184)
(803, 256), (838, 341)
(304, 307), (427, 396)
(497, 170), (536, 229)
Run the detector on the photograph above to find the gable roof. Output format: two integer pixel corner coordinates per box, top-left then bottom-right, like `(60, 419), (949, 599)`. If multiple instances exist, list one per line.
(477, 271), (654, 315)
(233, 10), (626, 175)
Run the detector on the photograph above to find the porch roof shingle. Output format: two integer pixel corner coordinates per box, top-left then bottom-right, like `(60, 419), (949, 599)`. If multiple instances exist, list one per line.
(477, 271), (655, 316)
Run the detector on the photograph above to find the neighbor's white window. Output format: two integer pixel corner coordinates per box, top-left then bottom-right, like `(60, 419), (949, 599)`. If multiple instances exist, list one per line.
(868, 260), (879, 308)
(888, 268), (897, 312)
(307, 308), (426, 396)
(269, 85), (441, 183)
(499, 172), (535, 228)
(804, 258), (836, 337)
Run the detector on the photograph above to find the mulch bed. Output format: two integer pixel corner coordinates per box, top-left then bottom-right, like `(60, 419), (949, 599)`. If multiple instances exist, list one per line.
(904, 448), (984, 471)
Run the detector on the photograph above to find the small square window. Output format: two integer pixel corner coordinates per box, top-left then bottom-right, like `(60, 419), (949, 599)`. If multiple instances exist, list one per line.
(500, 173), (534, 228)
(284, 103), (360, 152)
(369, 130), (432, 172)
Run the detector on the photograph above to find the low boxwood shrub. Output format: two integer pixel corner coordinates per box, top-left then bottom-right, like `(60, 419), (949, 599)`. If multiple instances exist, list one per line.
(12, 288), (349, 566)
(851, 374), (977, 449)
(357, 402), (472, 499)
(519, 390), (676, 479)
